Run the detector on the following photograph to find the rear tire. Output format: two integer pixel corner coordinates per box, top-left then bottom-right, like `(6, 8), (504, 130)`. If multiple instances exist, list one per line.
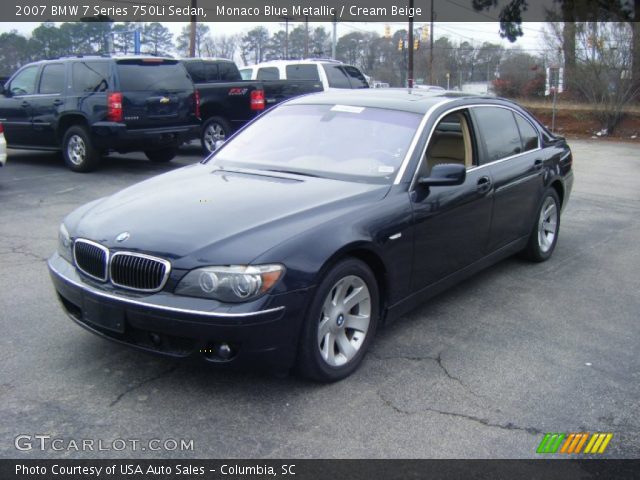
(62, 126), (100, 173)
(201, 116), (231, 155)
(296, 258), (379, 382)
(523, 189), (561, 262)
(145, 148), (177, 163)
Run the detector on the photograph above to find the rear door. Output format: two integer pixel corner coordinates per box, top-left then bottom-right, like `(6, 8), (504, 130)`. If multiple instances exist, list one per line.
(30, 62), (66, 147)
(471, 106), (545, 251)
(115, 58), (195, 129)
(0, 65), (40, 146)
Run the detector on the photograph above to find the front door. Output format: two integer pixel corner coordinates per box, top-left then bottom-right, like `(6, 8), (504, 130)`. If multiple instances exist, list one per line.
(0, 65), (40, 146)
(410, 109), (494, 292)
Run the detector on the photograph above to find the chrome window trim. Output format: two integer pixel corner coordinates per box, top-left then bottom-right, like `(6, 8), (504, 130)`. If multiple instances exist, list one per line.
(109, 251), (172, 293)
(73, 238), (109, 283)
(409, 103), (543, 190)
(50, 262), (285, 319)
(393, 98), (454, 185)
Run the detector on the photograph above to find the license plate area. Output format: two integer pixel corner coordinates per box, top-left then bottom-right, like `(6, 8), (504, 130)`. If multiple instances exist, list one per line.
(82, 296), (126, 334)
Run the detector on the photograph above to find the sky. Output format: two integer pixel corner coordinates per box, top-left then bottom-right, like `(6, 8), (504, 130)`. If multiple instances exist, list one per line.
(0, 21), (548, 53)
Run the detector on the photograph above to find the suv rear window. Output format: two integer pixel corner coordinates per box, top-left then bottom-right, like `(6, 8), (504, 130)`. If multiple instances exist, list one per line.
(116, 60), (192, 91)
(323, 65), (368, 89)
(285, 64), (320, 81)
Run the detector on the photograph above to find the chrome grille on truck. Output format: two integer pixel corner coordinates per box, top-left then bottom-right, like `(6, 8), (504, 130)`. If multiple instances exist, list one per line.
(109, 252), (171, 292)
(73, 239), (109, 282)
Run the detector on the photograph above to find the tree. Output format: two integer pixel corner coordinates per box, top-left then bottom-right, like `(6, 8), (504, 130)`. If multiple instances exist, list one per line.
(265, 30), (288, 60)
(0, 31), (30, 76)
(571, 22), (639, 132)
(112, 23), (137, 54)
(176, 23), (211, 57)
(142, 23), (173, 56)
(240, 27), (269, 65)
(29, 22), (70, 59)
(212, 35), (239, 59)
(492, 49), (544, 98)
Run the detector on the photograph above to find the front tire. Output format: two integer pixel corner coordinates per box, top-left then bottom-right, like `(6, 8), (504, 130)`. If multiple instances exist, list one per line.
(297, 258), (379, 382)
(62, 126), (100, 172)
(201, 116), (231, 155)
(523, 189), (561, 262)
(145, 148), (177, 163)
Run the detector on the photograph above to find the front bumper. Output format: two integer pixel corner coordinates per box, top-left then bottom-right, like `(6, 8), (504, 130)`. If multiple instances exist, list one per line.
(90, 122), (200, 152)
(48, 253), (310, 371)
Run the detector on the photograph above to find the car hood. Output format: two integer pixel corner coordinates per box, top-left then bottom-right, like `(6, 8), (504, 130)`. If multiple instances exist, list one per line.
(68, 163), (390, 264)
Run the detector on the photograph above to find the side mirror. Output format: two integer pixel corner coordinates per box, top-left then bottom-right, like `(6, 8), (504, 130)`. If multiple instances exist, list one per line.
(418, 163), (466, 187)
(0, 84), (6, 96)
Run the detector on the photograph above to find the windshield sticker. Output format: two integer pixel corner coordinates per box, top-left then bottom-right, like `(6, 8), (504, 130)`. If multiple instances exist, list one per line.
(331, 105), (365, 114)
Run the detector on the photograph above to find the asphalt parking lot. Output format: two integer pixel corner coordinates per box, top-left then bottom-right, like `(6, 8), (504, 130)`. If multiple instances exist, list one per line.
(0, 139), (638, 459)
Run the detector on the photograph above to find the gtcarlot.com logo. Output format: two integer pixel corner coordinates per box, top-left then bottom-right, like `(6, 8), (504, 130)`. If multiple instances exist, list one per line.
(15, 434), (194, 452)
(536, 432), (613, 454)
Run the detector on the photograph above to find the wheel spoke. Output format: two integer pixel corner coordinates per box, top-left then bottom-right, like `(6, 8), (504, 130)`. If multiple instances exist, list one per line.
(344, 313), (369, 332)
(332, 280), (346, 307)
(343, 285), (368, 311)
(335, 331), (356, 360)
(317, 316), (331, 344)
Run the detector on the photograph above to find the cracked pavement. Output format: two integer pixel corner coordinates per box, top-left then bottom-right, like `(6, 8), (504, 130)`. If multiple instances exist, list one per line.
(1, 141), (639, 459)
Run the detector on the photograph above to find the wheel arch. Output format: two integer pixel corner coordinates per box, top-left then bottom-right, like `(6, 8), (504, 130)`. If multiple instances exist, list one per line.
(57, 114), (89, 143)
(549, 178), (565, 208)
(316, 242), (389, 321)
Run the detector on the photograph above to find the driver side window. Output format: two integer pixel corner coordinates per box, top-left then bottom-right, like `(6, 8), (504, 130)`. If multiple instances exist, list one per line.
(420, 110), (474, 178)
(9, 66), (39, 96)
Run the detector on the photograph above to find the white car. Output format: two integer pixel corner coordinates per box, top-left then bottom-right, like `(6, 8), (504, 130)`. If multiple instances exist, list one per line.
(239, 59), (369, 90)
(0, 123), (6, 168)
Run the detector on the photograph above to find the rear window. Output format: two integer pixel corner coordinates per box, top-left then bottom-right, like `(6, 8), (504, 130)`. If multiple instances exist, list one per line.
(324, 65), (369, 89)
(217, 62), (241, 81)
(285, 64), (320, 81)
(257, 67), (279, 80)
(116, 60), (193, 91)
(239, 68), (252, 80)
(72, 61), (110, 93)
(183, 61), (205, 83)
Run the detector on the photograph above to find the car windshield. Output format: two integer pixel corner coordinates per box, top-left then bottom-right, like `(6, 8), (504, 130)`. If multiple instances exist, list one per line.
(210, 104), (422, 184)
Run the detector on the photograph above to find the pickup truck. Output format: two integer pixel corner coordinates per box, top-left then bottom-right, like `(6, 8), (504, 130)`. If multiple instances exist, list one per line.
(181, 58), (325, 153)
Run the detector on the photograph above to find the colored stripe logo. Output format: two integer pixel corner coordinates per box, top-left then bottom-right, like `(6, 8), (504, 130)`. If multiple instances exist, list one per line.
(537, 433), (613, 454)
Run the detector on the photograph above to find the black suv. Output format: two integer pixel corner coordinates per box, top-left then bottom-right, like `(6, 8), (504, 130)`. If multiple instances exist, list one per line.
(0, 56), (200, 172)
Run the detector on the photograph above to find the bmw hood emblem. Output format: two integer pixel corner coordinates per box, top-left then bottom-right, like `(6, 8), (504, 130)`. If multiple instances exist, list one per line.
(115, 231), (130, 243)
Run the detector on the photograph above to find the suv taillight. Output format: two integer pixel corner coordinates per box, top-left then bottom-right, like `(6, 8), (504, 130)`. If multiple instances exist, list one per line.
(194, 90), (201, 119)
(107, 92), (123, 122)
(250, 89), (265, 111)
(0, 123), (4, 134)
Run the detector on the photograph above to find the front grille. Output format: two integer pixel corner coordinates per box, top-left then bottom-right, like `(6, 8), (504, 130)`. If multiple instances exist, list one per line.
(110, 252), (170, 292)
(74, 240), (108, 281)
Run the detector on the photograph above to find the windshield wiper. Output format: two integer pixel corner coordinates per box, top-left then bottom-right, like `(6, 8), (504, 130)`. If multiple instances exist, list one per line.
(263, 169), (323, 179)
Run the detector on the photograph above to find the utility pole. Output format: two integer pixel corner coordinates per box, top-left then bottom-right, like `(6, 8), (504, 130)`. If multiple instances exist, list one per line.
(189, 0), (197, 57)
(281, 16), (292, 59)
(304, 15), (309, 58)
(332, 14), (337, 59)
(407, 0), (414, 87)
(429, 0), (434, 84)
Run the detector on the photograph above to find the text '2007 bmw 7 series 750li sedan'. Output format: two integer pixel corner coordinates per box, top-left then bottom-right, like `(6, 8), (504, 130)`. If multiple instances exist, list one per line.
(48, 89), (574, 381)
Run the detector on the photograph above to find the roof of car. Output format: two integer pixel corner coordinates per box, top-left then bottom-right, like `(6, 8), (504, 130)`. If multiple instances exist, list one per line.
(286, 88), (492, 114)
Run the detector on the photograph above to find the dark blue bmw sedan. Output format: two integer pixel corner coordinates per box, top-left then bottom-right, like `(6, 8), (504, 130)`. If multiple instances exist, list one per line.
(48, 89), (573, 381)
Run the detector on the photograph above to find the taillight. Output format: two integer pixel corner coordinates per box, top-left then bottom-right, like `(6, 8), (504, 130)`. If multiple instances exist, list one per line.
(194, 89), (201, 119)
(107, 92), (123, 122)
(0, 123), (4, 134)
(250, 89), (265, 111)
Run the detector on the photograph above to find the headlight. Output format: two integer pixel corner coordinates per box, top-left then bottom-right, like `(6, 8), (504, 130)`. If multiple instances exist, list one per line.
(175, 265), (284, 303)
(58, 223), (73, 263)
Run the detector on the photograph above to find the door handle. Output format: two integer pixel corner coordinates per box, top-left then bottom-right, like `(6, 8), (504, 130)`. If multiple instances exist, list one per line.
(53, 99), (63, 106)
(477, 176), (492, 194)
(534, 159), (543, 170)
(21, 101), (30, 108)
